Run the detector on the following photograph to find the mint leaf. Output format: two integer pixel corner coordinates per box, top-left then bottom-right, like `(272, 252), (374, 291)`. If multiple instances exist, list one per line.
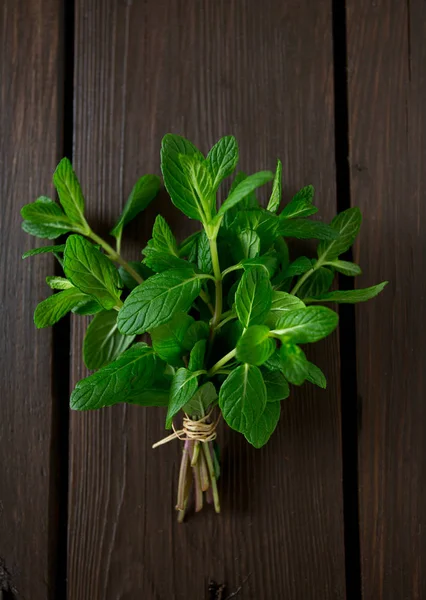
(63, 235), (122, 310)
(161, 134), (205, 221)
(53, 158), (88, 229)
(297, 267), (334, 298)
(265, 291), (306, 328)
(21, 197), (75, 235)
(328, 260), (362, 276)
(241, 253), (278, 277)
(72, 297), (103, 315)
(117, 268), (202, 335)
(183, 321), (210, 350)
(231, 210), (279, 253)
(206, 136), (239, 189)
(216, 171), (274, 218)
(46, 276), (74, 290)
(271, 306), (338, 343)
(188, 339), (207, 371)
(235, 266), (272, 328)
(266, 159), (282, 213)
(197, 231), (213, 273)
(150, 312), (194, 367)
(22, 244), (66, 259)
(143, 247), (190, 273)
(179, 155), (215, 221)
(283, 256), (313, 278)
(318, 207), (362, 260)
(278, 343), (309, 385)
(262, 369), (290, 401)
(305, 362), (327, 389)
(233, 229), (260, 262)
(221, 172), (259, 229)
(183, 381), (217, 418)
(127, 378), (171, 407)
(34, 288), (89, 328)
(70, 343), (160, 410)
(278, 218), (338, 240)
(245, 402), (280, 448)
(83, 310), (135, 370)
(178, 231), (202, 258)
(110, 174), (160, 239)
(236, 325), (275, 366)
(166, 368), (204, 428)
(306, 282), (388, 304)
(151, 215), (179, 255)
(219, 364), (267, 434)
(118, 262), (151, 290)
(281, 185), (317, 219)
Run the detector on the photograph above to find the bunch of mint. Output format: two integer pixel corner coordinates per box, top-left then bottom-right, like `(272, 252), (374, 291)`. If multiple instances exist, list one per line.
(21, 134), (387, 520)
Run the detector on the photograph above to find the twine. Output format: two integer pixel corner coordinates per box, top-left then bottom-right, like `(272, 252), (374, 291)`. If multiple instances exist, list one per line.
(152, 410), (220, 449)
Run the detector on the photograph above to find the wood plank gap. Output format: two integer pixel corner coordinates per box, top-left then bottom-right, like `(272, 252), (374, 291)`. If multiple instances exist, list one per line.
(332, 1), (362, 598)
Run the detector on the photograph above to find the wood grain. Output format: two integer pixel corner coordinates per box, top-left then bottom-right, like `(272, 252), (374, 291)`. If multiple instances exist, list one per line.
(0, 1), (62, 598)
(346, 1), (426, 598)
(68, 1), (346, 598)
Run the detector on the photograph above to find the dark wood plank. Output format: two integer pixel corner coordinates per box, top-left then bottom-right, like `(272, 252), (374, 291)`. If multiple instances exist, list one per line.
(68, 2), (346, 598)
(0, 1), (62, 598)
(346, 1), (426, 598)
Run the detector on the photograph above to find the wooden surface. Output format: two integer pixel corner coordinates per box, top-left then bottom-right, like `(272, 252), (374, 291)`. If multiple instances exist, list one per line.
(1, 1), (425, 599)
(0, 1), (62, 598)
(68, 2), (345, 599)
(347, 1), (426, 599)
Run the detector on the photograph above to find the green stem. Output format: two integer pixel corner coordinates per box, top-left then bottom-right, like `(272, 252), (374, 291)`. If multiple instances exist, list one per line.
(88, 230), (144, 285)
(221, 264), (243, 278)
(209, 238), (223, 329)
(202, 442), (220, 513)
(208, 348), (237, 377)
(199, 290), (215, 316)
(215, 313), (236, 331)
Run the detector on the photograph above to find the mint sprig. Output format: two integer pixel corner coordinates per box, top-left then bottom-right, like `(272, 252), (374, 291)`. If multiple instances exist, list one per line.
(22, 134), (387, 521)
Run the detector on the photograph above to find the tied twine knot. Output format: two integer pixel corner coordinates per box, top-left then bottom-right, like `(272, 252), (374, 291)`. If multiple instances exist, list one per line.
(152, 410), (220, 449)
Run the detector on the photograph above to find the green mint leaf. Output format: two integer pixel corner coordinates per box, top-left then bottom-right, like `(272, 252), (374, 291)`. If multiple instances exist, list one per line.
(222, 172), (260, 229)
(262, 369), (290, 401)
(236, 325), (275, 366)
(188, 339), (207, 371)
(306, 282), (388, 304)
(150, 312), (194, 367)
(179, 155), (215, 221)
(117, 268), (202, 335)
(46, 276), (74, 290)
(127, 378), (171, 407)
(232, 229), (260, 262)
(21, 197), (75, 235)
(161, 134), (205, 221)
(178, 231), (202, 258)
(143, 247), (190, 273)
(278, 343), (309, 385)
(183, 321), (210, 350)
(216, 171), (274, 219)
(118, 262), (151, 290)
(305, 362), (327, 389)
(206, 136), (239, 189)
(283, 256), (313, 278)
(72, 298), (104, 316)
(241, 252), (278, 277)
(265, 291), (306, 328)
(245, 402), (281, 448)
(53, 158), (88, 228)
(166, 368), (204, 428)
(197, 231), (213, 273)
(183, 382), (217, 418)
(272, 306), (338, 344)
(34, 288), (88, 328)
(22, 244), (66, 259)
(235, 266), (272, 328)
(266, 159), (282, 213)
(318, 207), (362, 260)
(63, 235), (122, 310)
(280, 185), (317, 219)
(151, 215), (178, 255)
(326, 260), (362, 276)
(110, 174), (160, 238)
(278, 218), (338, 240)
(83, 310), (135, 370)
(296, 267), (334, 298)
(219, 364), (267, 434)
(70, 343), (160, 410)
